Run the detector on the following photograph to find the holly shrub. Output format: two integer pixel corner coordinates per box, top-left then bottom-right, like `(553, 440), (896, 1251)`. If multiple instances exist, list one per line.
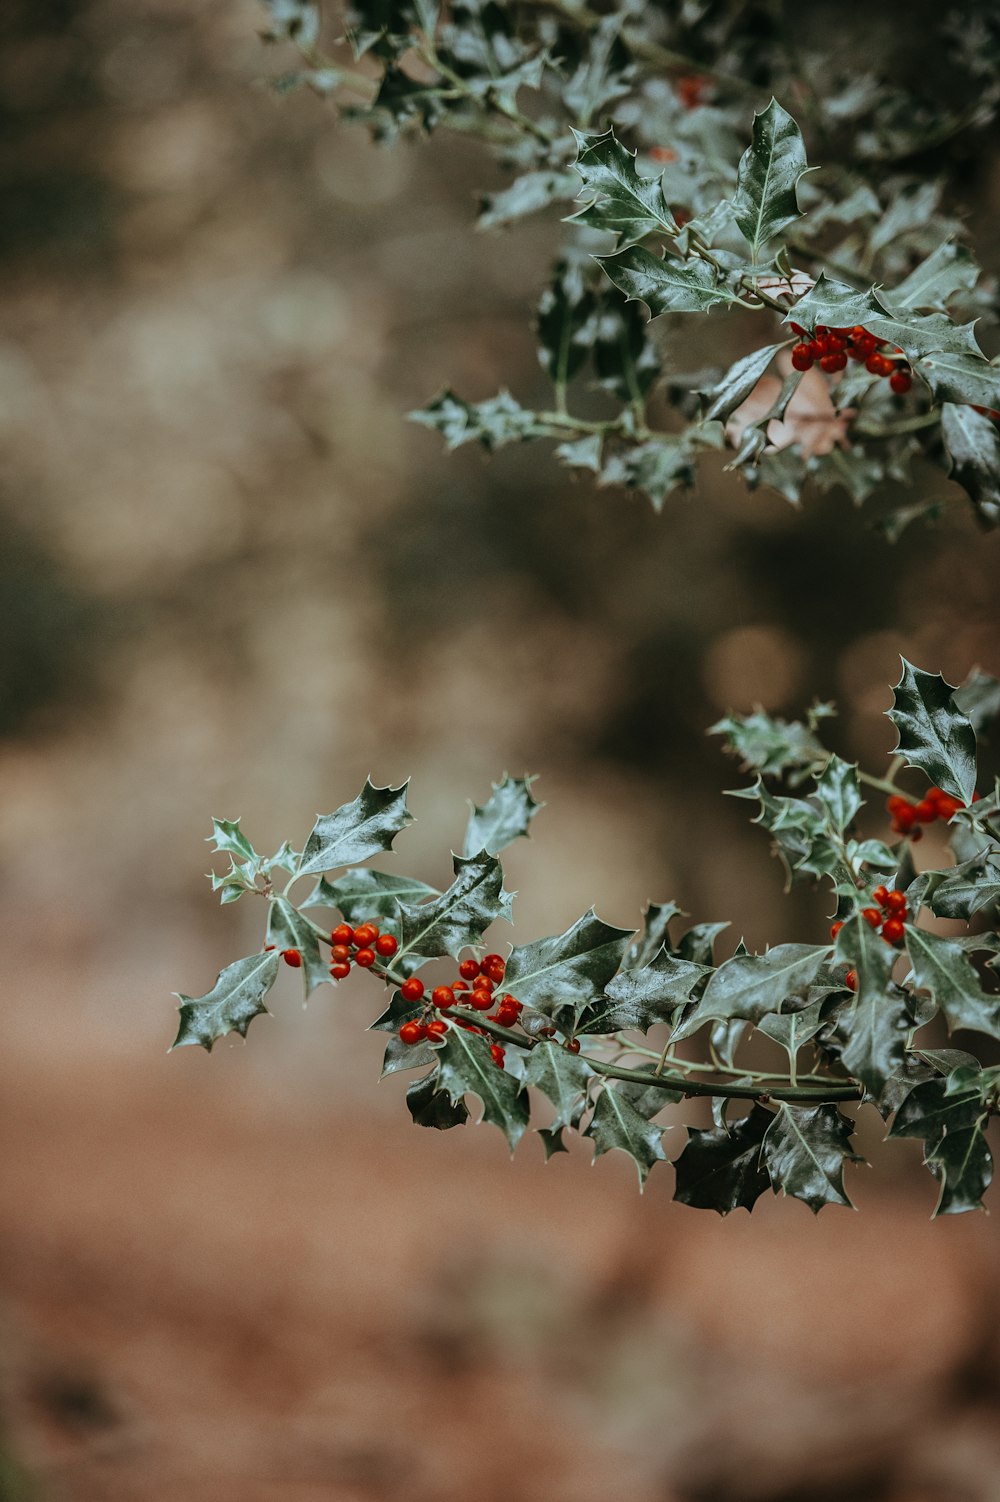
(172, 0), (1000, 1215)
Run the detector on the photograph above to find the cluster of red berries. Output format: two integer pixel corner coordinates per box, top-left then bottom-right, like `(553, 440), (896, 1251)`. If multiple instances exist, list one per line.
(789, 323), (912, 392)
(327, 921), (399, 980)
(833, 887), (909, 991)
(397, 953), (522, 1068)
(885, 785), (967, 840)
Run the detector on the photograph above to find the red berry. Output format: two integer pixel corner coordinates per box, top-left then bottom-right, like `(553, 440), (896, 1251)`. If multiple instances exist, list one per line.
(399, 1021), (426, 1046)
(889, 370), (912, 395)
(470, 989), (493, 1011)
(886, 795), (909, 817)
(790, 323), (806, 336)
(482, 953), (505, 974)
(282, 949), (302, 967)
(330, 962), (351, 980)
(494, 1005), (519, 1027)
(331, 924), (353, 946)
(352, 923), (378, 948)
(884, 890), (907, 914)
(565, 1039), (581, 1054)
(400, 977), (425, 1002)
(355, 947), (376, 968)
(330, 944), (351, 962)
(490, 1042), (506, 1066)
(375, 933), (398, 958)
(452, 979), (469, 993)
(458, 958), (481, 980)
(844, 970), (857, 993)
(472, 975), (494, 994)
(538, 1026), (557, 1039)
(830, 921), (844, 939)
(432, 985), (455, 1009)
(425, 1018), (448, 1039)
(825, 334), (846, 354)
(866, 353), (893, 376)
(881, 917), (905, 944)
(872, 885), (890, 908)
(499, 994), (522, 1013)
(893, 805), (916, 831)
(791, 343), (814, 371)
(861, 907), (882, 929)
(914, 799), (937, 824)
(820, 351), (847, 373)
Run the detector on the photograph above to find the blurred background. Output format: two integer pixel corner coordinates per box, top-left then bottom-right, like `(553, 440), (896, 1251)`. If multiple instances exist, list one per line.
(1, 1), (999, 1498)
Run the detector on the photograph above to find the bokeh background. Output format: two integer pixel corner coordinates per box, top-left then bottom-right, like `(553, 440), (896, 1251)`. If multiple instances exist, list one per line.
(2, 2), (1000, 1499)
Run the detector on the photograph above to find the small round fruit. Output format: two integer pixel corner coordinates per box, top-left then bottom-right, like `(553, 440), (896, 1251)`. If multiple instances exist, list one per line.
(354, 947), (376, 968)
(352, 923), (378, 948)
(425, 1018), (448, 1039)
(844, 970), (857, 993)
(872, 885), (890, 907)
(565, 1039), (581, 1054)
(861, 908), (882, 929)
(494, 1005), (519, 1028)
(884, 890), (908, 914)
(889, 370), (912, 395)
(458, 958), (481, 981)
(432, 986), (455, 1009)
(791, 343), (814, 371)
(400, 977), (425, 1003)
(881, 917), (905, 944)
(330, 962), (351, 980)
(490, 1043), (506, 1066)
(375, 933), (398, 958)
(830, 921), (844, 939)
(282, 949), (302, 968)
(914, 799), (937, 823)
(820, 351), (847, 373)
(399, 1021), (427, 1046)
(331, 924), (353, 946)
(330, 944), (351, 962)
(470, 990), (493, 1011)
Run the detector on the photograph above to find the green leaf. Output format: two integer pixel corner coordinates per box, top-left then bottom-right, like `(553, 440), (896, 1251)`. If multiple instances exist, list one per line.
(672, 1105), (774, 1215)
(786, 276), (982, 361)
(915, 352), (1000, 409)
(890, 1076), (992, 1215)
(625, 901), (685, 969)
(711, 706), (828, 781)
(814, 755), (862, 832)
(887, 660), (978, 805)
(172, 951), (279, 1052)
(955, 670), (1000, 735)
(584, 1085), (668, 1189)
(597, 435), (698, 511)
(436, 1028), (529, 1150)
(904, 925), (1000, 1041)
(207, 817), (258, 863)
(266, 897), (329, 996)
(504, 910), (634, 1024)
(762, 1103), (860, 1212)
(595, 247), (742, 317)
(673, 943), (829, 1041)
(536, 260), (595, 390)
(463, 774), (542, 858)
(731, 98), (809, 258)
(834, 914), (905, 1098)
(756, 996), (826, 1059)
(298, 779), (413, 876)
(700, 342), (786, 423)
(569, 126), (676, 246)
(577, 949), (710, 1035)
(593, 293), (661, 401)
(522, 1040), (593, 1130)
(928, 853), (1000, 920)
(538, 1126), (568, 1160)
(888, 241), (980, 312)
(940, 404), (1000, 529)
(306, 867), (438, 923)
(406, 1070), (470, 1130)
(478, 170), (579, 230)
(397, 850), (512, 960)
(410, 388), (542, 450)
(370, 988), (425, 1034)
(676, 921), (731, 966)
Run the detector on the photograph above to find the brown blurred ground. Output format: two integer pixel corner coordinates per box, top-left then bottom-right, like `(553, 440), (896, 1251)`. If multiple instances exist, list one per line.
(2, 2), (1000, 1499)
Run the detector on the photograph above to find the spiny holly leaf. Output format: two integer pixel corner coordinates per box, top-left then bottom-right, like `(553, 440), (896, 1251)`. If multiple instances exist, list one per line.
(266, 898), (328, 996)
(522, 1040), (593, 1131)
(699, 342), (787, 423)
(210, 857), (258, 905)
(463, 774), (542, 858)
(478, 169), (579, 230)
(888, 241), (980, 311)
(436, 1027), (529, 1150)
(904, 925), (1000, 1040)
(584, 1084), (668, 1189)
(672, 943), (829, 1041)
(504, 910), (634, 1024)
(306, 867), (438, 923)
(675, 920), (731, 966)
(625, 901), (686, 970)
(410, 388), (541, 450)
(536, 260), (595, 390)
(298, 780), (413, 877)
(814, 755), (862, 832)
(538, 1126), (568, 1161)
(786, 276), (981, 360)
(887, 661), (978, 805)
(172, 951), (279, 1052)
(711, 706), (828, 781)
(756, 996), (826, 1060)
(593, 293), (661, 401)
(406, 1069), (470, 1130)
(612, 1077), (683, 1117)
(927, 853), (1000, 920)
(596, 247), (743, 316)
(381, 1031), (437, 1076)
(731, 98), (809, 259)
(370, 987), (424, 1033)
(561, 14), (633, 126)
(672, 1105), (774, 1215)
(397, 850), (512, 960)
(577, 950), (710, 1035)
(890, 1076), (992, 1216)
(940, 403), (1000, 529)
(834, 914), (905, 1098)
(597, 435), (700, 510)
(569, 126), (676, 246)
(955, 670), (1000, 733)
(208, 817), (258, 863)
(762, 1102), (860, 1212)
(914, 352), (1000, 409)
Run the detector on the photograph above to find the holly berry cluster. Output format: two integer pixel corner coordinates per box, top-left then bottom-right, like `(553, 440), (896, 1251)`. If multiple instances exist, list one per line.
(327, 921), (399, 979)
(789, 324), (912, 392)
(885, 785), (968, 840)
(833, 886), (910, 992)
(397, 953), (523, 1068)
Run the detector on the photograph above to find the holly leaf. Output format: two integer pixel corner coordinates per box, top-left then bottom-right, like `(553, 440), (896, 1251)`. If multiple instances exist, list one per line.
(887, 660), (978, 805)
(536, 260), (595, 389)
(522, 1040), (593, 1130)
(298, 780), (413, 876)
(834, 914), (906, 1097)
(369, 988), (424, 1034)
(889, 1076), (992, 1216)
(625, 901), (686, 969)
(786, 276), (981, 361)
(596, 247), (742, 316)
(672, 1105), (774, 1215)
(814, 755), (862, 832)
(672, 944), (829, 1041)
(904, 925), (1000, 1041)
(478, 169), (579, 230)
(762, 1102), (860, 1212)
(569, 126), (676, 246)
(675, 920), (731, 966)
(172, 951), (279, 1052)
(584, 1084), (668, 1189)
(756, 996), (826, 1059)
(597, 435), (699, 510)
(266, 898), (328, 995)
(504, 910), (634, 1024)
(410, 388), (542, 450)
(711, 706), (828, 780)
(538, 1126), (568, 1160)
(730, 98), (809, 259)
(592, 293), (661, 400)
(463, 774), (542, 858)
(928, 853), (1000, 920)
(397, 850), (512, 960)
(577, 949), (710, 1035)
(436, 1028), (529, 1150)
(306, 867), (438, 923)
(888, 241), (980, 312)
(940, 403), (1000, 529)
(406, 1070), (470, 1130)
(208, 817), (258, 863)
(955, 670), (1000, 735)
(700, 342), (787, 423)
(914, 352), (1000, 409)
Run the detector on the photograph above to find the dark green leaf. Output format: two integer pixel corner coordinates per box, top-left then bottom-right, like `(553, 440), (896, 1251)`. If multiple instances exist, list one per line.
(306, 867), (438, 922)
(940, 404), (1000, 529)
(370, 988), (424, 1033)
(625, 901), (685, 969)
(539, 1126), (568, 1160)
(436, 1027), (529, 1150)
(208, 817), (258, 863)
(887, 660), (977, 805)
(787, 276), (981, 360)
(711, 706), (828, 781)
(915, 352), (1000, 409)
(598, 435), (698, 510)
(584, 1084), (668, 1188)
(731, 98), (809, 258)
(463, 774), (541, 858)
(673, 943), (829, 1041)
(596, 247), (742, 316)
(955, 671), (1000, 735)
(172, 951), (279, 1052)
(398, 850), (512, 960)
(700, 342), (786, 423)
(904, 925), (1000, 1041)
(928, 853), (1000, 920)
(298, 779), (413, 877)
(888, 242), (980, 311)
(381, 1032), (437, 1076)
(570, 126), (676, 246)
(536, 260), (595, 390)
(577, 949), (710, 1034)
(814, 755), (862, 832)
(266, 898), (329, 996)
(407, 1070), (470, 1130)
(890, 1076), (992, 1215)
(762, 1102), (860, 1212)
(673, 1105), (774, 1215)
(675, 921), (731, 966)
(834, 914), (905, 1097)
(504, 910), (634, 1024)
(410, 388), (542, 450)
(522, 1040), (593, 1130)
(756, 996), (826, 1058)
(478, 170), (579, 230)
(592, 294), (661, 400)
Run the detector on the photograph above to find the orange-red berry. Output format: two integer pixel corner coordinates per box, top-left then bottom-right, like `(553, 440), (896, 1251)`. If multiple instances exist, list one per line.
(400, 977), (425, 1002)
(331, 962), (351, 980)
(490, 1042), (506, 1066)
(282, 949), (302, 967)
(425, 1018), (448, 1039)
(889, 370), (912, 395)
(432, 985), (455, 1008)
(881, 917), (905, 944)
(330, 944), (351, 962)
(830, 921), (844, 939)
(884, 890), (907, 914)
(469, 989), (493, 1011)
(399, 1021), (426, 1046)
(331, 924), (353, 946)
(791, 343), (814, 371)
(458, 958), (480, 980)
(352, 924), (378, 948)
(844, 970), (857, 992)
(355, 947), (376, 968)
(872, 885), (890, 907)
(374, 933), (398, 958)
(565, 1039), (581, 1054)
(861, 907), (882, 929)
